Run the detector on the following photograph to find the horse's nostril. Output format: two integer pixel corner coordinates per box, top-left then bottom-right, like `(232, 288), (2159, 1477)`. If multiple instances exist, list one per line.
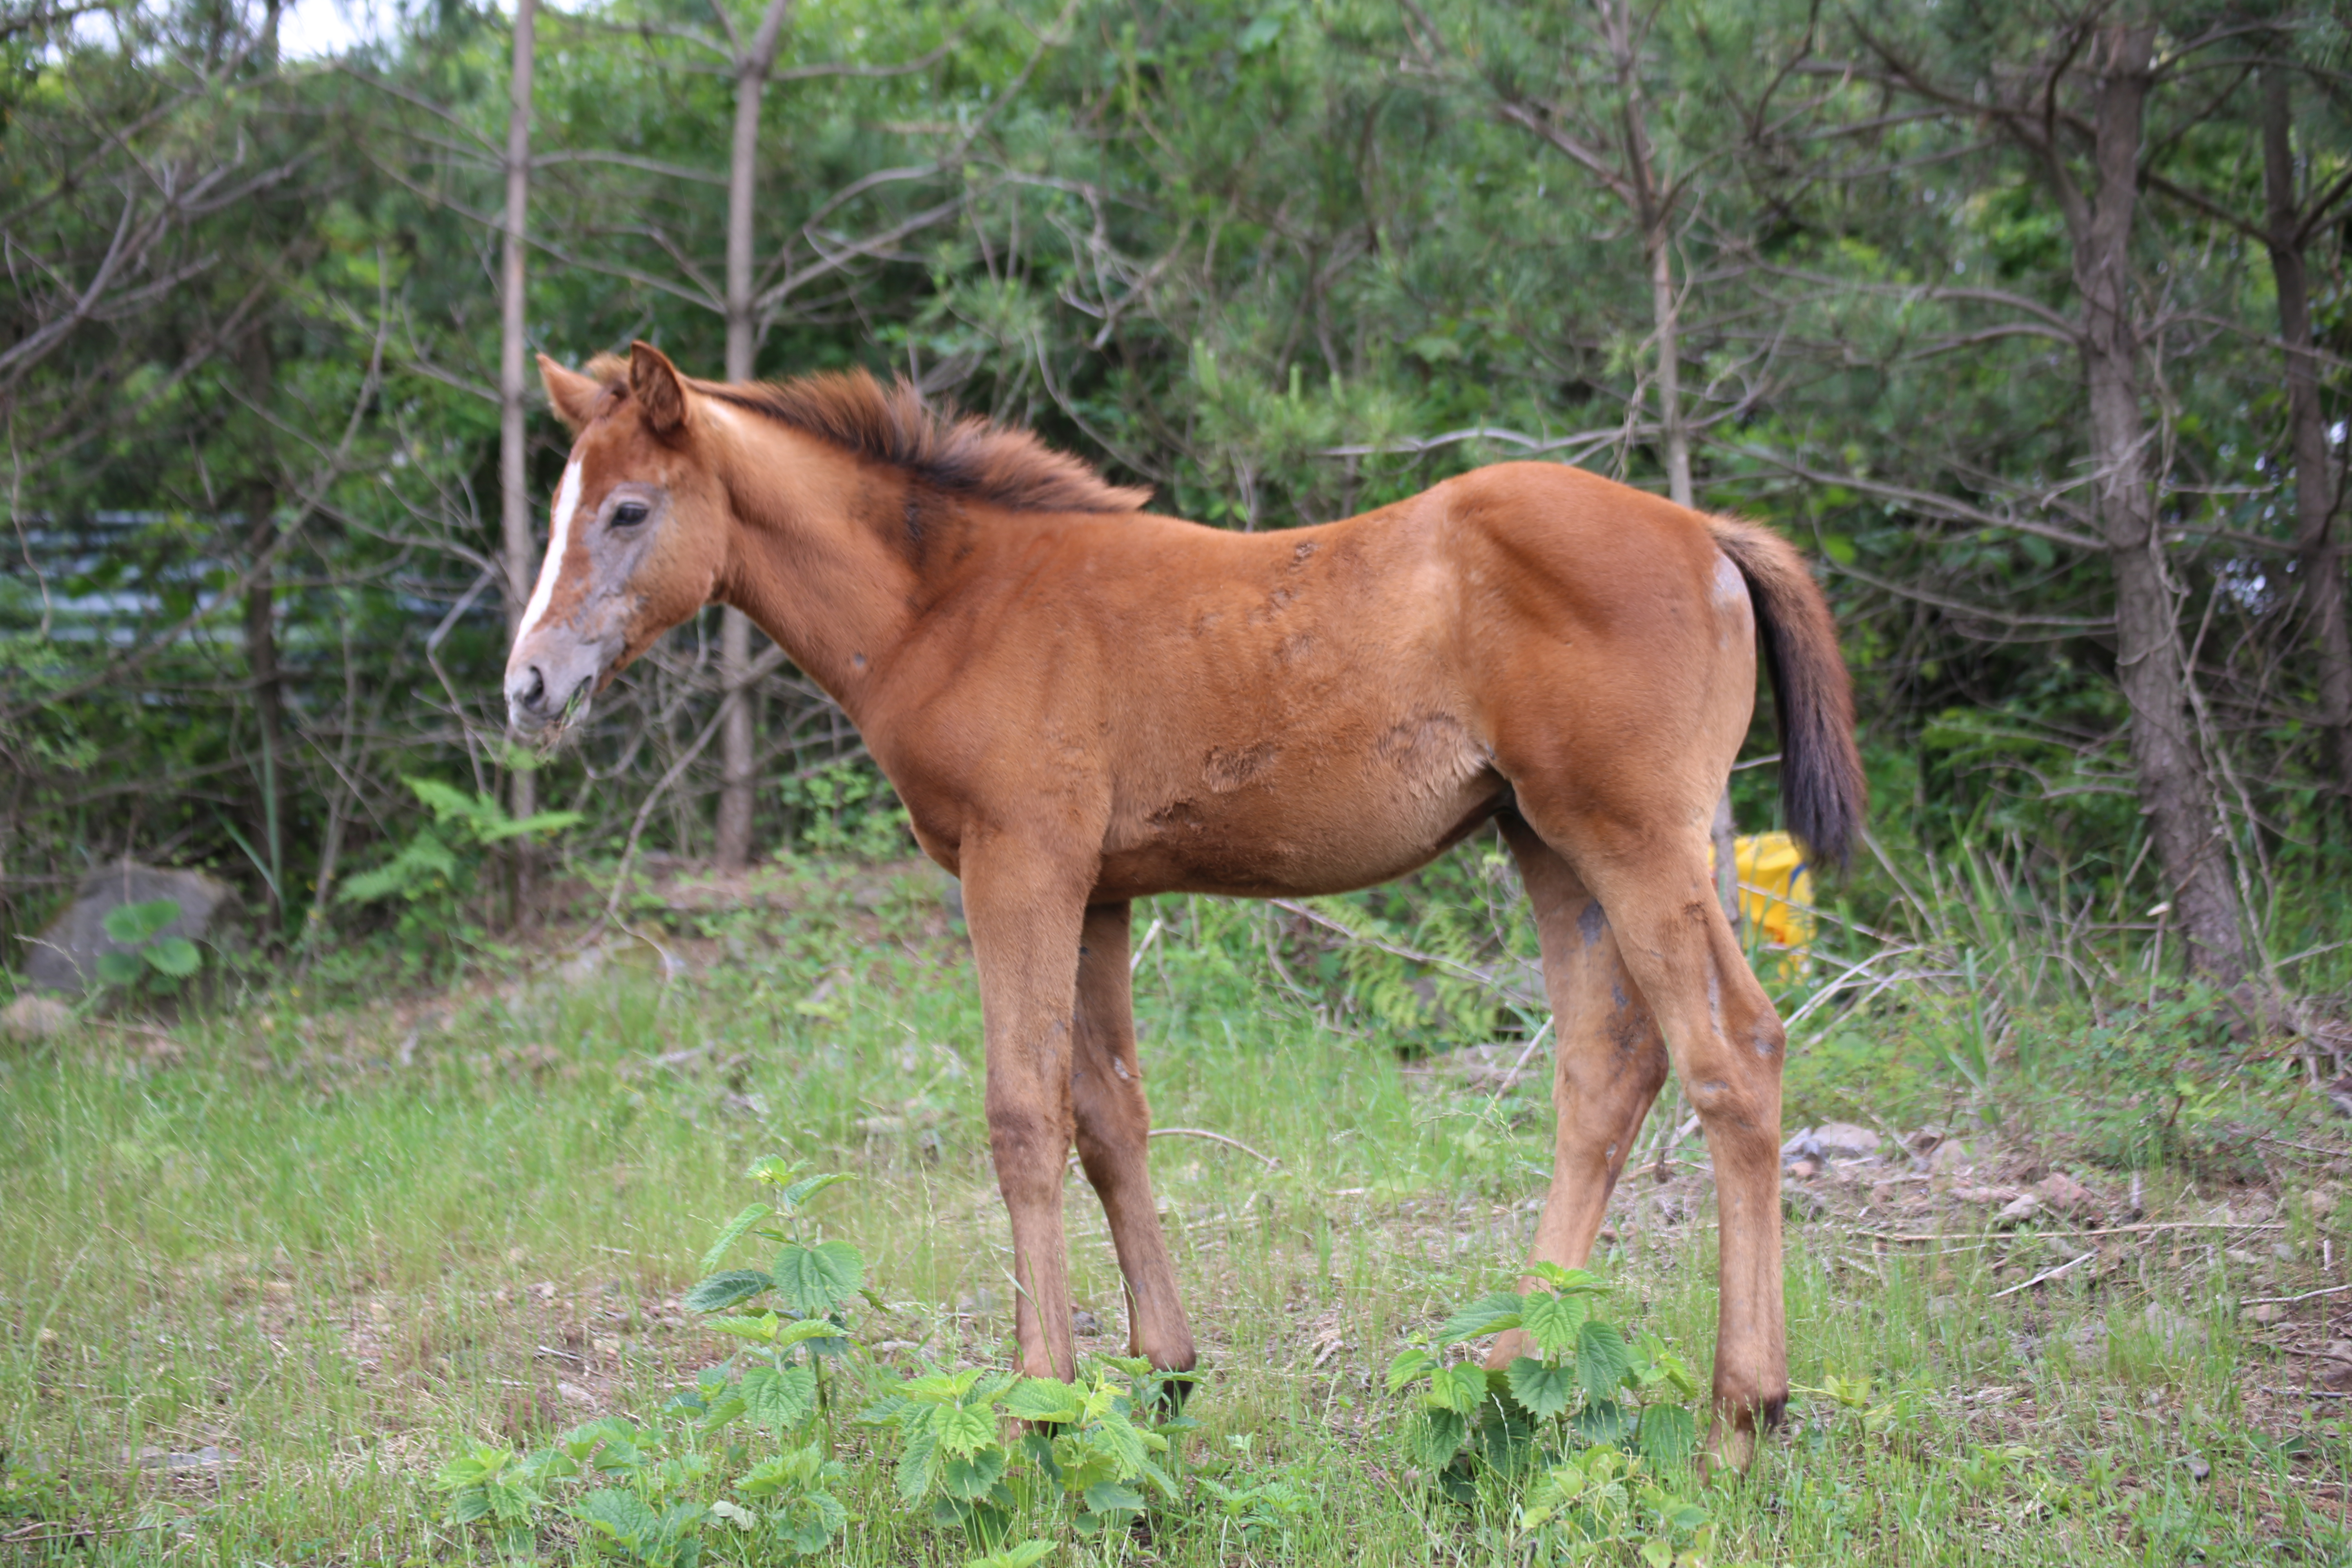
(521, 666), (547, 710)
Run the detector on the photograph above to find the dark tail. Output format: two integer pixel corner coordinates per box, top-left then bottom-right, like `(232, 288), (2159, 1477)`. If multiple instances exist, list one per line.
(1706, 517), (1866, 867)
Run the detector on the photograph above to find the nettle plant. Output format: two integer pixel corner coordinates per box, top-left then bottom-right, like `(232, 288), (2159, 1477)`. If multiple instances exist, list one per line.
(437, 1158), (1198, 1565)
(856, 1351), (1193, 1551)
(434, 1160), (864, 1566)
(96, 896), (200, 994)
(1389, 1265), (1725, 1563)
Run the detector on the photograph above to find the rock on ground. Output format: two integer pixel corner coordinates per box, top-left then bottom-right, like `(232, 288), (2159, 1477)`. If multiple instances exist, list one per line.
(20, 861), (236, 993)
(1, 993), (72, 1041)
(1812, 1122), (1883, 1157)
(2033, 1171), (2101, 1219)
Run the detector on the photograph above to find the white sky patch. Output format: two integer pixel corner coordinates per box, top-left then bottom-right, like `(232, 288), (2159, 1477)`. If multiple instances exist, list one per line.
(515, 460), (582, 648)
(276, 0), (383, 58)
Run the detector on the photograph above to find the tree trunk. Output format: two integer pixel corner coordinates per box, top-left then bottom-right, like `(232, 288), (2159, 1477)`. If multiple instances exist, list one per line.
(2073, 23), (2244, 980)
(500, 0), (539, 904)
(713, 0), (794, 871)
(244, 499), (286, 931)
(239, 311), (286, 935)
(1600, 0), (1734, 924)
(2261, 67), (2352, 801)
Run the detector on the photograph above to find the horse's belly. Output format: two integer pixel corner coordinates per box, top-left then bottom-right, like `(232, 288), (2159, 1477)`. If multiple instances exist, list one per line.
(1101, 710), (1505, 898)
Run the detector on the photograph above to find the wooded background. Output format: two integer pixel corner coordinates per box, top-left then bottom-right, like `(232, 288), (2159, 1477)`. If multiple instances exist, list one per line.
(3, 0), (2346, 989)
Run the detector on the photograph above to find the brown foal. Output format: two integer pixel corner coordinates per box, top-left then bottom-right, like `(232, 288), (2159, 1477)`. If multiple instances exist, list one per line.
(506, 342), (1864, 1471)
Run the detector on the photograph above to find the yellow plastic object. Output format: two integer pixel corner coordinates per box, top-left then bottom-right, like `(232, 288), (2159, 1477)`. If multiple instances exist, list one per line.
(1707, 831), (1816, 976)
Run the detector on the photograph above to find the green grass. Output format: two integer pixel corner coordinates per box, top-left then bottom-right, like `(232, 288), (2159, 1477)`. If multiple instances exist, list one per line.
(4, 858), (2350, 1564)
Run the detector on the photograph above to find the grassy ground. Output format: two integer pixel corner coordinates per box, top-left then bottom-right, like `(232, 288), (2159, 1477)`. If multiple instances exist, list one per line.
(4, 855), (2351, 1564)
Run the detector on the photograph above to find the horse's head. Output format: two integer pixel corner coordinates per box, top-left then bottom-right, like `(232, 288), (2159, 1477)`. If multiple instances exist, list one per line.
(506, 341), (731, 745)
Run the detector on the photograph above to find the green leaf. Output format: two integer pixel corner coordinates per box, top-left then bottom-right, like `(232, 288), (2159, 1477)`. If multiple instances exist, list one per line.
(1521, 1290), (1589, 1356)
(1080, 1479), (1144, 1515)
(479, 809), (584, 842)
(573, 1487), (660, 1545)
(770, 1316), (849, 1351)
(96, 951), (143, 987)
(967, 1542), (1054, 1568)
(683, 1269), (772, 1313)
(941, 1445), (1009, 1500)
(932, 1403), (998, 1459)
(1408, 1408), (1467, 1469)
(1637, 1403), (1698, 1468)
(1526, 1263), (1607, 1295)
(1083, 1406), (1149, 1475)
(102, 897), (180, 945)
(1235, 8), (1288, 53)
(740, 1364), (817, 1430)
(706, 1312), (784, 1341)
(775, 1172), (855, 1213)
(1577, 1321), (1632, 1401)
(338, 828), (458, 904)
(700, 1204), (776, 1272)
(896, 1411), (943, 1503)
(1506, 1356), (1578, 1420)
(1572, 1396), (1633, 1445)
(773, 1239), (863, 1316)
(142, 936), (201, 977)
(1385, 1347), (1437, 1394)
(777, 1491), (847, 1555)
(1425, 1361), (1490, 1416)
(407, 776), (493, 828)
(1001, 1377), (1087, 1424)
(1434, 1290), (1524, 1346)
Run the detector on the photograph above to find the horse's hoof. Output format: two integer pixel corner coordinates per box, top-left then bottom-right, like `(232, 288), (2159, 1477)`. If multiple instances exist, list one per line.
(1697, 1419), (1756, 1479)
(1147, 1365), (1200, 1418)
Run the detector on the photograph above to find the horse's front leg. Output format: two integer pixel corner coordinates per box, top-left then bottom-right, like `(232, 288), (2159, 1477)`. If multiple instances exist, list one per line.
(1071, 901), (1197, 1382)
(962, 840), (1092, 1381)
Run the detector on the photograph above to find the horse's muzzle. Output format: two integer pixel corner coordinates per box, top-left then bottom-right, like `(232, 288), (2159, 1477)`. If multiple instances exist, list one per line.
(505, 644), (601, 739)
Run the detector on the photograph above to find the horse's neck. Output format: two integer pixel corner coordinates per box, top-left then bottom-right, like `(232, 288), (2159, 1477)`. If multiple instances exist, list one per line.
(714, 421), (924, 716)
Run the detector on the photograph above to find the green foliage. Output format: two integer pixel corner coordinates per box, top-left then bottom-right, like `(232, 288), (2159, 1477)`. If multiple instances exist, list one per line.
(340, 778), (581, 907)
(94, 897), (201, 993)
(438, 1157), (860, 1564)
(336, 778), (579, 962)
(775, 762), (914, 862)
(1388, 1261), (1706, 1549)
(858, 1354), (1192, 1548)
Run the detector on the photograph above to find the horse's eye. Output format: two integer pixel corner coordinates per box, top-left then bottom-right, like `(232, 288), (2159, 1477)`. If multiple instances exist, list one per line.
(610, 500), (649, 528)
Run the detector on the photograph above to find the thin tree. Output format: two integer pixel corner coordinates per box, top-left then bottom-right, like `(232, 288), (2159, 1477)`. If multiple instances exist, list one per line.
(1468, 0), (1740, 921)
(713, 0), (796, 871)
(2258, 67), (2352, 801)
(2141, 58), (2352, 806)
(1853, 13), (2248, 980)
(501, 0), (540, 841)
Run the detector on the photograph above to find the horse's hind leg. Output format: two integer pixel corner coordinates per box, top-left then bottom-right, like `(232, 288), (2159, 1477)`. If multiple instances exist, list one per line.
(1070, 901), (1198, 1381)
(1530, 810), (1788, 1474)
(1484, 813), (1669, 1345)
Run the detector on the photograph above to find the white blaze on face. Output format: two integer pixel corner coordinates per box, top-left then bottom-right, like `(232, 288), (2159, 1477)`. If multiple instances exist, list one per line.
(516, 460), (583, 646)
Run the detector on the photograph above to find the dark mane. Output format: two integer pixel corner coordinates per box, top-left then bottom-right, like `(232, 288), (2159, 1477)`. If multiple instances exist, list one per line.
(598, 359), (1150, 515)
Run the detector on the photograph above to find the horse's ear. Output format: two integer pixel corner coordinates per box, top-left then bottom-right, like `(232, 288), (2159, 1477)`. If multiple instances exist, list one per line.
(539, 355), (601, 434)
(628, 340), (689, 438)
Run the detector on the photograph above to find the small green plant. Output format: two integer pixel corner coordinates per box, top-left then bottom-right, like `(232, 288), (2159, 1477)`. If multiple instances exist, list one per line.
(858, 1352), (1191, 1552)
(435, 1158), (862, 1564)
(339, 775), (579, 913)
(1518, 1443), (1721, 1566)
(677, 1156), (869, 1449)
(1388, 1264), (1701, 1486)
(1196, 1450), (1312, 1552)
(432, 1442), (557, 1559)
(777, 761), (913, 861)
(96, 897), (200, 992)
